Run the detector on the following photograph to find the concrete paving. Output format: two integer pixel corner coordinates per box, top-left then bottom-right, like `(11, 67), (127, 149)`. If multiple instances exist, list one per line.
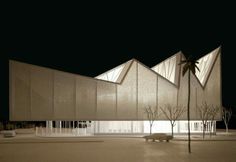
(0, 130), (236, 162)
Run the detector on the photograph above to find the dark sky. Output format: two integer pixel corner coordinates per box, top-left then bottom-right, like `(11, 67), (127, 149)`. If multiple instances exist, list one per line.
(1, 4), (236, 127)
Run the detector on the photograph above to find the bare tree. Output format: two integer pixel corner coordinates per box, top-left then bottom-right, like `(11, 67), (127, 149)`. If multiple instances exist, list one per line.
(209, 106), (220, 137)
(222, 107), (232, 133)
(144, 105), (159, 135)
(197, 102), (212, 139)
(160, 104), (186, 137)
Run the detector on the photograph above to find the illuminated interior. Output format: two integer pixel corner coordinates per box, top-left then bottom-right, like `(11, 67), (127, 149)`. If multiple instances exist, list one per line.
(36, 120), (216, 136)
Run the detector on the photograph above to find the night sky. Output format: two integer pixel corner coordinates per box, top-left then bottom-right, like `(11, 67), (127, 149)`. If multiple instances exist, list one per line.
(1, 5), (235, 128)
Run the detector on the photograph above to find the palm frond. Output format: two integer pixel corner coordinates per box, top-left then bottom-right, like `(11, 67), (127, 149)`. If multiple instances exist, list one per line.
(195, 65), (200, 72)
(178, 60), (187, 65)
(182, 64), (188, 76)
(190, 66), (196, 74)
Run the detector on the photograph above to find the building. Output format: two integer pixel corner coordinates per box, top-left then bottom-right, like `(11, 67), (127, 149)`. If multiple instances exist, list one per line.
(9, 47), (222, 136)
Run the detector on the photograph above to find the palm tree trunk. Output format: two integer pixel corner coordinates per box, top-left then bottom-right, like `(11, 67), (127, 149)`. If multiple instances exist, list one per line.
(187, 69), (191, 153)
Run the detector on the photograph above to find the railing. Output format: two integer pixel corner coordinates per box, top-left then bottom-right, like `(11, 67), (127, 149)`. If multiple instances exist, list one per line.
(35, 127), (94, 137)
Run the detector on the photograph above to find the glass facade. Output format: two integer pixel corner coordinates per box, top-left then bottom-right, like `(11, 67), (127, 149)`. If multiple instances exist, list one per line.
(36, 120), (216, 136)
(36, 121), (94, 137)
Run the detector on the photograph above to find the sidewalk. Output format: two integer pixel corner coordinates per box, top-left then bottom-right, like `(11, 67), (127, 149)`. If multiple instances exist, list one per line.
(173, 129), (236, 141)
(1, 129), (236, 143)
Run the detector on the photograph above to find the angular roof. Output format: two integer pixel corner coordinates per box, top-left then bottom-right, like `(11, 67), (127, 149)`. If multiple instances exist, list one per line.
(94, 47), (220, 87)
(95, 60), (132, 83)
(195, 47), (220, 86)
(151, 52), (181, 85)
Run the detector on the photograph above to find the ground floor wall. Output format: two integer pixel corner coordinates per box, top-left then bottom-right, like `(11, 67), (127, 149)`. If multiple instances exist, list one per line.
(36, 120), (216, 137)
(95, 121), (215, 134)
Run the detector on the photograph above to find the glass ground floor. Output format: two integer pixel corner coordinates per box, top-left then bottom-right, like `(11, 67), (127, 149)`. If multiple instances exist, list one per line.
(35, 120), (216, 137)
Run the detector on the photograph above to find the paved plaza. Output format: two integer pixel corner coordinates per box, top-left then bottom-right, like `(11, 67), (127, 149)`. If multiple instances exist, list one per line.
(0, 132), (236, 162)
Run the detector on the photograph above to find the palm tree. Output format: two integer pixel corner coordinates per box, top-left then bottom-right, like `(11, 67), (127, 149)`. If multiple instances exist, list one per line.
(179, 56), (199, 153)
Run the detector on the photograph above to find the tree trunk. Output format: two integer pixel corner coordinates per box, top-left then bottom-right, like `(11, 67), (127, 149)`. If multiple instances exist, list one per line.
(171, 123), (174, 137)
(210, 121), (214, 137)
(150, 123), (152, 135)
(210, 122), (212, 137)
(203, 123), (205, 139)
(187, 70), (191, 153)
(224, 120), (229, 133)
